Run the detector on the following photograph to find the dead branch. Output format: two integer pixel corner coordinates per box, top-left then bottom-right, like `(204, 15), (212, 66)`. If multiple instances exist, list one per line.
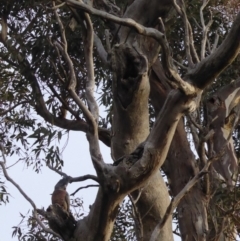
(70, 184), (99, 196)
(46, 162), (99, 183)
(66, 0), (164, 41)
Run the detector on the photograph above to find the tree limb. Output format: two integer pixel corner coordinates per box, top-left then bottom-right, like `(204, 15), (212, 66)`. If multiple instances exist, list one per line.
(150, 150), (223, 241)
(66, 0), (197, 95)
(187, 11), (240, 89)
(70, 184), (99, 196)
(82, 12), (99, 124)
(70, 175), (99, 183)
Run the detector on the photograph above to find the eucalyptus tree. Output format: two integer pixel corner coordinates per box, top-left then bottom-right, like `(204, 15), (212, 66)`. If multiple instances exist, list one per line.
(0, 0), (240, 241)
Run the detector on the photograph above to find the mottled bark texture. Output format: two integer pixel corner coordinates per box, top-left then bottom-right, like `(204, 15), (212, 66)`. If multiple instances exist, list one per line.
(205, 79), (240, 240)
(206, 79), (240, 186)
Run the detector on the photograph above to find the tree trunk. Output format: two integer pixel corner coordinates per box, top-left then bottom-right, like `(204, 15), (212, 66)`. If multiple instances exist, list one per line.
(111, 44), (173, 241)
(150, 61), (208, 241)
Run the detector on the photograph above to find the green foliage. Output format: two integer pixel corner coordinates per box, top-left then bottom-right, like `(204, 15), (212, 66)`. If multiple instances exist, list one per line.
(0, 0), (239, 240)
(0, 179), (9, 205)
(111, 198), (136, 241)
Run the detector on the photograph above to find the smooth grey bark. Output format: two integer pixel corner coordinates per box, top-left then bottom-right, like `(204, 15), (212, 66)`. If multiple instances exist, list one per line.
(110, 44), (173, 241)
(2, 1), (240, 241)
(150, 61), (208, 241)
(110, 1), (175, 240)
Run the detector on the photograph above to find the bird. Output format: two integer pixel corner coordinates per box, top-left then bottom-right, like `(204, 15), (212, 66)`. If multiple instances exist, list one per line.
(51, 176), (71, 212)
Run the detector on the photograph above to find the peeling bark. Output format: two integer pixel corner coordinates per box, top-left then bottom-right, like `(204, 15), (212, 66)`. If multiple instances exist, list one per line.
(206, 79), (240, 186)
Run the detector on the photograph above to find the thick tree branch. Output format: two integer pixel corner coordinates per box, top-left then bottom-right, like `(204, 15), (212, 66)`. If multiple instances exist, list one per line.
(150, 148), (224, 241)
(53, 5), (94, 130)
(67, 0), (197, 95)
(53, 3), (105, 176)
(82, 13), (99, 123)
(0, 14), (8, 44)
(94, 33), (108, 65)
(66, 0), (165, 42)
(187, 11), (240, 89)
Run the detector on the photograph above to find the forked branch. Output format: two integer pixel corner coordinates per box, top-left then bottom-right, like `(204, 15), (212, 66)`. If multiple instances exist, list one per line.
(172, 0), (199, 66)
(66, 0), (197, 95)
(53, 3), (105, 173)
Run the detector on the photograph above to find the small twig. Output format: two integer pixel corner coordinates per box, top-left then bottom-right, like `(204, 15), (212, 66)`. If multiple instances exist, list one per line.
(49, 59), (66, 83)
(46, 162), (68, 177)
(0, 147), (60, 238)
(172, 0), (193, 67)
(172, 59), (188, 70)
(48, 83), (80, 120)
(6, 159), (21, 169)
(0, 101), (29, 116)
(131, 188), (143, 204)
(0, 15), (8, 44)
(158, 17), (165, 33)
(70, 184), (99, 196)
(188, 113), (203, 131)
